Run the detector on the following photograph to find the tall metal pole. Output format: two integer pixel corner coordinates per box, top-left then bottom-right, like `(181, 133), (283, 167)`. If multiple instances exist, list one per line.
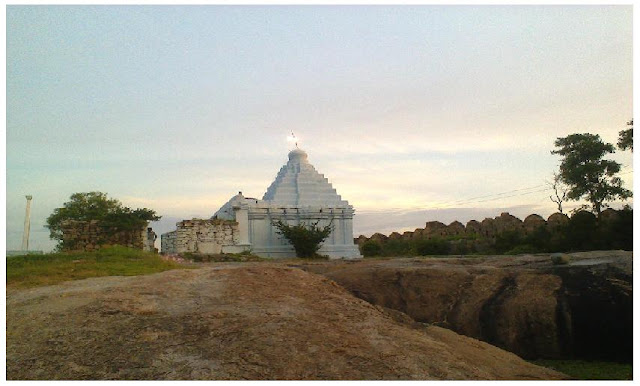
(21, 195), (33, 251)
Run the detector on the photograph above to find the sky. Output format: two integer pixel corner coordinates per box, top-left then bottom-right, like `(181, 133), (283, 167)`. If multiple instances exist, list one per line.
(5, 5), (634, 252)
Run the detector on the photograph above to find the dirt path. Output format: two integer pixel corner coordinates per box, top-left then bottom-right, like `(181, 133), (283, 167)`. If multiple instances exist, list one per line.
(7, 263), (566, 380)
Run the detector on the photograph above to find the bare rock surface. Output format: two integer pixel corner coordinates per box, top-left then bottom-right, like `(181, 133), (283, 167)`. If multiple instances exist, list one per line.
(297, 250), (632, 361)
(6, 264), (565, 380)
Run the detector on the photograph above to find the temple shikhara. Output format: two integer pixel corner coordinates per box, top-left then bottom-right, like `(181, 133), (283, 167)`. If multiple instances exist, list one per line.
(161, 147), (362, 259)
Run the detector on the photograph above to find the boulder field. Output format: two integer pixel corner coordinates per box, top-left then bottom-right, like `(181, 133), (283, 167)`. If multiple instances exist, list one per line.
(7, 264), (565, 380)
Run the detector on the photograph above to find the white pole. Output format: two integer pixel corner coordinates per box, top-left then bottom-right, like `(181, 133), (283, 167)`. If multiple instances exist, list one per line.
(21, 195), (33, 251)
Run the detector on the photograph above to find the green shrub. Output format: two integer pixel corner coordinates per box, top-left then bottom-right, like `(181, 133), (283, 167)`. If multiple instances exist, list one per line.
(381, 239), (412, 256)
(272, 220), (333, 258)
(494, 230), (523, 254)
(598, 207), (633, 251)
(523, 226), (551, 253)
(413, 238), (450, 255)
(566, 211), (597, 251)
(505, 244), (538, 255)
(360, 240), (383, 257)
(448, 239), (477, 255)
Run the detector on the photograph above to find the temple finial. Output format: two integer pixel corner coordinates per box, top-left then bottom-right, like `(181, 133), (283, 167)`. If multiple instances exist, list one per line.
(287, 131), (299, 148)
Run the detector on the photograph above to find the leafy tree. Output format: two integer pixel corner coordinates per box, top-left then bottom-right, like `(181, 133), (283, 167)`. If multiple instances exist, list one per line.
(551, 133), (632, 217)
(46, 192), (160, 249)
(617, 119), (633, 151)
(272, 219), (333, 258)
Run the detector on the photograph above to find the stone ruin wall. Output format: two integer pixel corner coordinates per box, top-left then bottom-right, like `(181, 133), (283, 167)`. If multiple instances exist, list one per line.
(61, 220), (148, 252)
(161, 219), (239, 255)
(355, 211), (576, 246)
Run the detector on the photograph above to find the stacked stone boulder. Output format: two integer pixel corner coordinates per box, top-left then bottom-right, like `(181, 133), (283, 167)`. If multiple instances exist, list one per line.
(60, 220), (146, 252)
(369, 233), (388, 243)
(547, 213), (569, 229)
(465, 220), (483, 236)
(523, 214), (546, 234)
(424, 221), (447, 239)
(354, 235), (369, 245)
(491, 213), (524, 236)
(161, 219), (239, 255)
(388, 232), (403, 240)
(599, 208), (620, 224)
(445, 221), (465, 237)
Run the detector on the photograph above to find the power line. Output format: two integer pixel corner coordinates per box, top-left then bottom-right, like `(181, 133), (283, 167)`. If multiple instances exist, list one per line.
(358, 170), (633, 214)
(431, 187), (551, 210)
(358, 186), (553, 213)
(434, 184), (546, 207)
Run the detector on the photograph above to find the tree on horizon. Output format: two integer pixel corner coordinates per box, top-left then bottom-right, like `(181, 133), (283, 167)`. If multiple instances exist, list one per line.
(552, 133), (631, 217)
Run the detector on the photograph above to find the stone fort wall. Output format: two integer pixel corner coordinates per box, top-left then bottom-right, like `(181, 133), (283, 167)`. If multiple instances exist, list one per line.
(355, 211), (577, 245)
(60, 220), (156, 252)
(355, 208), (624, 247)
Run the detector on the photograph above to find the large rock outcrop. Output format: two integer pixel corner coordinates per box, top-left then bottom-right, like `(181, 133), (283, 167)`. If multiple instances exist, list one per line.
(299, 251), (632, 362)
(6, 265), (565, 380)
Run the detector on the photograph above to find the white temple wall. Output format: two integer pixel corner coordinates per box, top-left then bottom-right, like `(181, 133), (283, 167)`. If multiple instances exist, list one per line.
(240, 205), (359, 258)
(161, 205), (360, 258)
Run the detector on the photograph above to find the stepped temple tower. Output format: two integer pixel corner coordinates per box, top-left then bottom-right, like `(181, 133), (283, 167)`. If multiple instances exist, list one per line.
(161, 147), (362, 259)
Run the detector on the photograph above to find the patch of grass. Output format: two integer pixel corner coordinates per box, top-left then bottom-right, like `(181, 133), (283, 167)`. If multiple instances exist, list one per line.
(7, 246), (189, 289)
(531, 359), (632, 380)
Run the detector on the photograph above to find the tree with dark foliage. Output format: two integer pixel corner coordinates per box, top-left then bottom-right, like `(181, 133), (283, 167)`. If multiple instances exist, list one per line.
(618, 119), (633, 151)
(551, 133), (631, 217)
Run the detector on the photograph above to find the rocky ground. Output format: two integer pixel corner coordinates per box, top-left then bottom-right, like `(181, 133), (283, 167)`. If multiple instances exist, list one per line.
(297, 250), (633, 362)
(7, 262), (566, 380)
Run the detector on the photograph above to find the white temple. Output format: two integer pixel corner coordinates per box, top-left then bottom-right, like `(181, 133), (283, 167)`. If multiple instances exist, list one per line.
(161, 147), (362, 259)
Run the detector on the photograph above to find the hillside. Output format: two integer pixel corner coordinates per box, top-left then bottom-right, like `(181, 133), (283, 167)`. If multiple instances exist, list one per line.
(7, 263), (565, 380)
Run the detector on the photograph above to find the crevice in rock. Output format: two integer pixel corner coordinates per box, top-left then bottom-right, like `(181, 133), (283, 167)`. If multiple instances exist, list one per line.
(478, 275), (516, 348)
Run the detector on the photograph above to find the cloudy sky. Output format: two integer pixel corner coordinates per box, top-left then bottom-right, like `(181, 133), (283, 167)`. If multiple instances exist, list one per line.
(6, 5), (633, 252)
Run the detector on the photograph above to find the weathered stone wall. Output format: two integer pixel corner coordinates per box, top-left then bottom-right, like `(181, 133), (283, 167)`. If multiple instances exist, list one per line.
(161, 230), (177, 254)
(60, 220), (147, 252)
(161, 219), (240, 254)
(355, 212), (570, 246)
